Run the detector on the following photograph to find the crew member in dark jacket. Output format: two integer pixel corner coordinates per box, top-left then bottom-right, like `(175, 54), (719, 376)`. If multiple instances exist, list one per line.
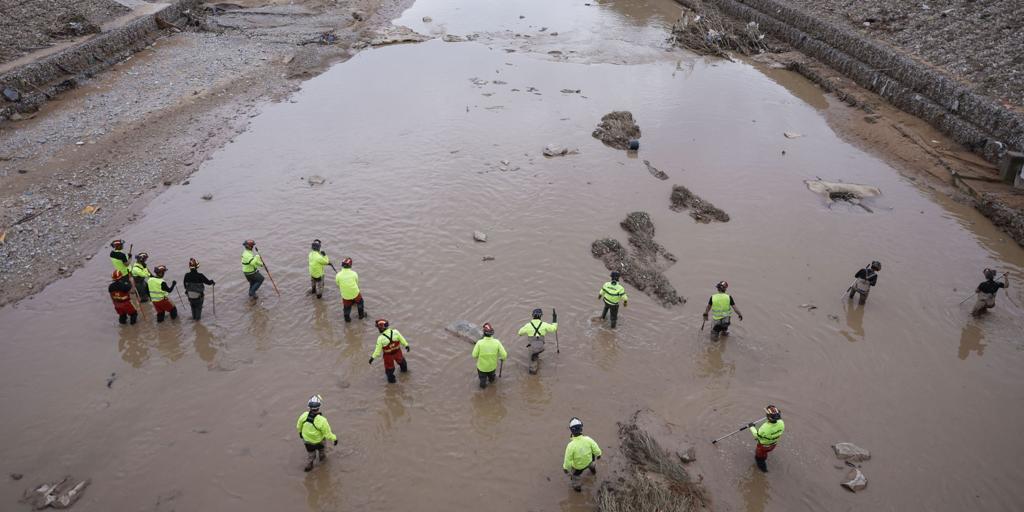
(183, 258), (216, 320)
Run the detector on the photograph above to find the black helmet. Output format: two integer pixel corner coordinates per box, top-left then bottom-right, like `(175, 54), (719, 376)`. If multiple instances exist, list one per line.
(610, 271), (621, 281)
(765, 405), (782, 422)
(154, 265), (167, 277)
(311, 239), (322, 251)
(532, 308), (543, 319)
(482, 323), (494, 337)
(569, 417), (583, 435)
(983, 268), (997, 280)
(243, 239), (256, 250)
(716, 281), (728, 292)
(870, 261), (881, 271)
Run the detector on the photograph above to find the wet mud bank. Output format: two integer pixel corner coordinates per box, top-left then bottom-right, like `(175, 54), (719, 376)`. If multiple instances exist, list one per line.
(673, 0), (1024, 246)
(0, 0), (202, 120)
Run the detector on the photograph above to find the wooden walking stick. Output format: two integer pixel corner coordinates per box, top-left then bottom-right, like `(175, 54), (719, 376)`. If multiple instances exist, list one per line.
(254, 246), (281, 297)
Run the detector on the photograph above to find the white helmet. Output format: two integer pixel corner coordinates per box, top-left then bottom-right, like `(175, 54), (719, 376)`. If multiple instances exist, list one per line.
(308, 394), (323, 409)
(569, 417), (583, 435)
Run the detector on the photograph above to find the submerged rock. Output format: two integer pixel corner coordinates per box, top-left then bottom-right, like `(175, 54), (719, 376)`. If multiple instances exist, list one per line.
(446, 320), (482, 344)
(592, 111), (641, 150)
(22, 476), (90, 509)
(833, 442), (871, 462)
(306, 175), (326, 186)
(841, 468), (868, 492)
(473, 231), (487, 242)
(542, 144), (578, 157)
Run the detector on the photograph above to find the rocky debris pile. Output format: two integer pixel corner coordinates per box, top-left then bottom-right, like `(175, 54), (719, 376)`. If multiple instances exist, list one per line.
(670, 185), (730, 222)
(597, 410), (708, 512)
(446, 320), (482, 344)
(472, 231), (487, 242)
(21, 476), (90, 509)
(670, 1), (770, 60)
(592, 111), (641, 150)
(805, 180), (881, 212)
(832, 442), (871, 492)
(355, 25), (430, 48)
(642, 160), (668, 180)
(592, 212), (685, 307)
(0, 0), (129, 64)
(543, 144), (578, 157)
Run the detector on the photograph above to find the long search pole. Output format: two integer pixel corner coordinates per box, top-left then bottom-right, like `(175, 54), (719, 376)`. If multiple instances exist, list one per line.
(254, 246), (281, 297)
(553, 307), (560, 353)
(711, 417), (765, 445)
(211, 284), (216, 316)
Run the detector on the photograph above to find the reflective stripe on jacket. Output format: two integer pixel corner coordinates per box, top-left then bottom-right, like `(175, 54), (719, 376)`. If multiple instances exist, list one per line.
(563, 435), (602, 471)
(600, 281), (628, 305)
(750, 420), (784, 446)
(711, 293), (732, 320)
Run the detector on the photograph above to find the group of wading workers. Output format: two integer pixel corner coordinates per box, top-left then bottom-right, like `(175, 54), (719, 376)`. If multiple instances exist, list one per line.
(105, 238), (1012, 485)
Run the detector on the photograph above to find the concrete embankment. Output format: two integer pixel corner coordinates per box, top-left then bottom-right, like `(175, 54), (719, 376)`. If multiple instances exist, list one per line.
(677, 0), (1023, 164)
(0, 0), (200, 120)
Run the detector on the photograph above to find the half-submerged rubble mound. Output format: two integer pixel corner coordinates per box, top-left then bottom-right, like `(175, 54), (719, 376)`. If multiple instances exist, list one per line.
(670, 1), (769, 60)
(593, 111), (641, 150)
(670, 185), (730, 222)
(597, 410), (709, 512)
(592, 212), (685, 307)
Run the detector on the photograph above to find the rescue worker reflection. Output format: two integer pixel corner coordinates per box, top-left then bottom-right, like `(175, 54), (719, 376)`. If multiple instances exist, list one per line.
(848, 261), (881, 305)
(703, 281), (743, 340)
(563, 417), (602, 492)
(147, 265), (178, 322)
(472, 323), (507, 389)
(972, 268), (1009, 316)
(368, 319), (410, 384)
(183, 258), (215, 320)
(517, 308), (557, 374)
(108, 270), (137, 325)
(296, 394), (337, 472)
(599, 271), (628, 328)
(750, 405), (784, 472)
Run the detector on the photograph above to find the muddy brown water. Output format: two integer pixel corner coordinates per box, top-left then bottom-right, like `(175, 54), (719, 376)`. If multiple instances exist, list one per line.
(2, 0), (1024, 510)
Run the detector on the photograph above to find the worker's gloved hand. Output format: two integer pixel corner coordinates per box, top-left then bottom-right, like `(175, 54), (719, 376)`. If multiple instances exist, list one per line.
(623, 301), (628, 308)
(368, 358), (374, 365)
(172, 280), (177, 286)
(320, 251), (326, 256)
(595, 455), (601, 460)
(702, 313), (709, 320)
(405, 346), (410, 353)
(526, 343), (531, 347)
(738, 314), (744, 321)
(128, 253), (133, 259)
(333, 440), (338, 446)
(210, 280), (216, 285)
(563, 469), (569, 475)
(747, 422), (756, 428)
(552, 311), (558, 323)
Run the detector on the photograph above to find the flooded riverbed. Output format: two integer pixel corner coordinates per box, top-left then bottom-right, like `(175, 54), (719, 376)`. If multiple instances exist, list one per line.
(2, 0), (1023, 510)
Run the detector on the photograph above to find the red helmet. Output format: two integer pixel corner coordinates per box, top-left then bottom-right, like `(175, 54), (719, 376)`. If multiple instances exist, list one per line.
(482, 323), (494, 336)
(110, 239), (125, 249)
(243, 239), (256, 250)
(376, 319), (389, 332)
(342, 258), (353, 268)
(188, 258), (199, 269)
(154, 265), (167, 277)
(112, 270), (124, 280)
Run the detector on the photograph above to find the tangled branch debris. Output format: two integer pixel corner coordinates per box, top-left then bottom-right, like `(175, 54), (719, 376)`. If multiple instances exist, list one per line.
(670, 1), (768, 60)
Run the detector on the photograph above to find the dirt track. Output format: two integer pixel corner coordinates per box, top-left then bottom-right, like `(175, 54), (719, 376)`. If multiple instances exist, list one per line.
(0, 0), (412, 306)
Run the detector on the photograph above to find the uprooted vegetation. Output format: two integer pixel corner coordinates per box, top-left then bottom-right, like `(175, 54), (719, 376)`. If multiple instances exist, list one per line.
(670, 0), (770, 60)
(597, 410), (710, 512)
(670, 185), (730, 223)
(592, 212), (685, 307)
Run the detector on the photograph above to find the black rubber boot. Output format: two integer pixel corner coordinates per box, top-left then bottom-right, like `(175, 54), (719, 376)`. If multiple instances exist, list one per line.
(119, 314), (127, 324)
(129, 313), (137, 325)
(399, 360), (408, 373)
(386, 369), (397, 384)
(157, 312), (166, 323)
(479, 376), (488, 389)
(317, 448), (327, 462)
(170, 307), (178, 320)
(755, 457), (768, 473)
(304, 453), (316, 472)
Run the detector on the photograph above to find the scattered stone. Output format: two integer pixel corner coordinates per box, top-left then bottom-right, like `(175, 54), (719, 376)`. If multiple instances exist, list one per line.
(473, 231), (487, 242)
(443, 34), (466, 42)
(482, 256), (495, 261)
(542, 144), (578, 157)
(201, 193), (213, 200)
(592, 111), (641, 150)
(360, 25), (430, 47)
(680, 446), (697, 463)
(3, 88), (21, 102)
(422, 16), (432, 22)
(10, 473), (23, 480)
(833, 442), (871, 462)
(306, 175), (326, 186)
(162, 180), (172, 186)
(445, 320), (482, 344)
(805, 180), (881, 209)
(643, 160), (669, 180)
(783, 131), (803, 139)
(550, 32), (558, 36)
(670, 185), (730, 223)
(560, 89), (581, 94)
(841, 468), (868, 492)
(799, 303), (817, 310)
(192, 428), (209, 434)
(351, 10), (365, 21)
(48, 13), (100, 38)
(181, 180), (190, 185)
(106, 372), (116, 388)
